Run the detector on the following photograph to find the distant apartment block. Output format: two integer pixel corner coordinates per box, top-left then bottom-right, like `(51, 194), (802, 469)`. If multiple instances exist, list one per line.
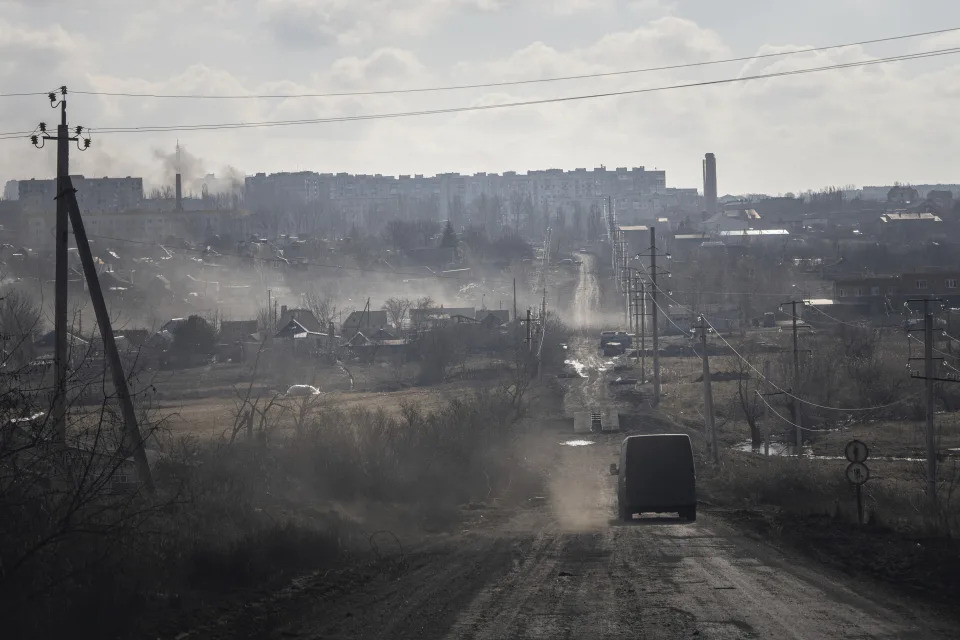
(13, 172), (256, 249)
(19, 175), (144, 214)
(244, 165), (687, 227)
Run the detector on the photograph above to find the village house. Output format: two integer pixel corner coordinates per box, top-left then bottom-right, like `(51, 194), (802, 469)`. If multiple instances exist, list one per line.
(409, 306), (477, 331)
(342, 309), (389, 335)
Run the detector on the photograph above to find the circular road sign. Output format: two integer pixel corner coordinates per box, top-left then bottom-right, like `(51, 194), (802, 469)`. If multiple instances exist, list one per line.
(845, 439), (869, 463)
(846, 462), (870, 485)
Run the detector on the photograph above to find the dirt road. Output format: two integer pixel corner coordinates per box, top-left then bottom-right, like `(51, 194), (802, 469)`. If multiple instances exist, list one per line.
(205, 426), (954, 639)
(202, 346), (954, 639)
(572, 252), (600, 329)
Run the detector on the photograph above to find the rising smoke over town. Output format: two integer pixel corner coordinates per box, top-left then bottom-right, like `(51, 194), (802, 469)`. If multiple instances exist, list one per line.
(1, 2), (960, 638)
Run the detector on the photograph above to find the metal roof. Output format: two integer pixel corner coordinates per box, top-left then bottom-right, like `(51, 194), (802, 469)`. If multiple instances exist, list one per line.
(718, 229), (789, 236)
(881, 212), (942, 222)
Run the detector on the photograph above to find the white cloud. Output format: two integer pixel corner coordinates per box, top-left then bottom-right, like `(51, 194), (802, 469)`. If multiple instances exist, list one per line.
(257, 0), (489, 48)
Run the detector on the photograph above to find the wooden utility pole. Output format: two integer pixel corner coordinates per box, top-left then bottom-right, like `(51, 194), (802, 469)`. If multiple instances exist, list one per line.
(650, 227), (662, 403)
(65, 178), (154, 493)
(697, 316), (718, 463)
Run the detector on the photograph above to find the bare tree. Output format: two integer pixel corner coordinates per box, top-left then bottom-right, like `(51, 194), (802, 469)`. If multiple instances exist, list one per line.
(256, 305), (273, 337)
(411, 296), (434, 335)
(0, 288), (43, 369)
(304, 287), (338, 330)
(730, 342), (764, 450)
(287, 392), (327, 438)
(382, 297), (411, 332)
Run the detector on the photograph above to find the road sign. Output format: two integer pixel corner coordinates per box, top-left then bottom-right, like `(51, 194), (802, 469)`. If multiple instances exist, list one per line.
(845, 439), (869, 463)
(846, 461), (870, 485)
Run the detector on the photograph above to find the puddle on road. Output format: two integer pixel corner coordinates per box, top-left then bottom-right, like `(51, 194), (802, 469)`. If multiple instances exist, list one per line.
(564, 359), (588, 377)
(733, 440), (928, 462)
(597, 360), (615, 372)
(561, 440), (595, 447)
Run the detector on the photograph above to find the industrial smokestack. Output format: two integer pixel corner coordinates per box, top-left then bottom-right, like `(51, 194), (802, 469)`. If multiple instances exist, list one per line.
(175, 173), (183, 211)
(703, 153), (717, 216)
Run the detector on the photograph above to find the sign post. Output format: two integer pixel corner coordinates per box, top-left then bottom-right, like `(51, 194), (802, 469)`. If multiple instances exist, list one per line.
(845, 440), (870, 525)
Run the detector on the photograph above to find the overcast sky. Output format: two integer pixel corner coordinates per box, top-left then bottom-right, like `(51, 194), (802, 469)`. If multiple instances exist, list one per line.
(1, 0), (959, 195)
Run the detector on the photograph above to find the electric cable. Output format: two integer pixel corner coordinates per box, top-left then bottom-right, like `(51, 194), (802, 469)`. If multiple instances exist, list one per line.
(63, 26), (960, 100)
(60, 47), (960, 136)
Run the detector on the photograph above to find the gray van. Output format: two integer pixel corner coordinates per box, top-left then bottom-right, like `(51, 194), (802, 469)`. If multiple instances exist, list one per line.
(610, 434), (696, 521)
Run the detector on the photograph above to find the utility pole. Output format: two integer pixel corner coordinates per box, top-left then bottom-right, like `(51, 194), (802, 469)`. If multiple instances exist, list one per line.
(908, 298), (949, 504)
(31, 101), (153, 491)
(34, 87), (74, 442)
(523, 309), (532, 351)
(697, 316), (718, 463)
(640, 278), (647, 383)
(633, 272), (642, 366)
(791, 300), (802, 452)
(762, 360), (771, 456)
(650, 227), (662, 403)
(780, 300), (805, 453)
(512, 278), (517, 328)
(924, 306), (936, 502)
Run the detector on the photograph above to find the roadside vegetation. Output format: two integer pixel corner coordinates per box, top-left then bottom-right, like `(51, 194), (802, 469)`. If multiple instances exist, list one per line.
(0, 285), (570, 638)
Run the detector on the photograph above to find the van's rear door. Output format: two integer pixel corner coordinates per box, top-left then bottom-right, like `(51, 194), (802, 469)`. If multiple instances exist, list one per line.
(625, 435), (695, 509)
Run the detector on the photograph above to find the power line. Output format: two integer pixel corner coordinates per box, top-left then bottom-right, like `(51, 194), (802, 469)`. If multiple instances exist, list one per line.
(60, 26), (960, 101)
(806, 303), (871, 328)
(669, 289), (806, 298)
(637, 264), (907, 411)
(646, 290), (698, 342)
(700, 314), (905, 412)
(755, 390), (845, 433)
(0, 46), (946, 139)
(909, 332), (955, 362)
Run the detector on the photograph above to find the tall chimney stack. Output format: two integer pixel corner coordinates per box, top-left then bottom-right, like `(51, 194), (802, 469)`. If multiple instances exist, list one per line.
(703, 152), (718, 215)
(175, 173), (183, 211)
(174, 140), (183, 211)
